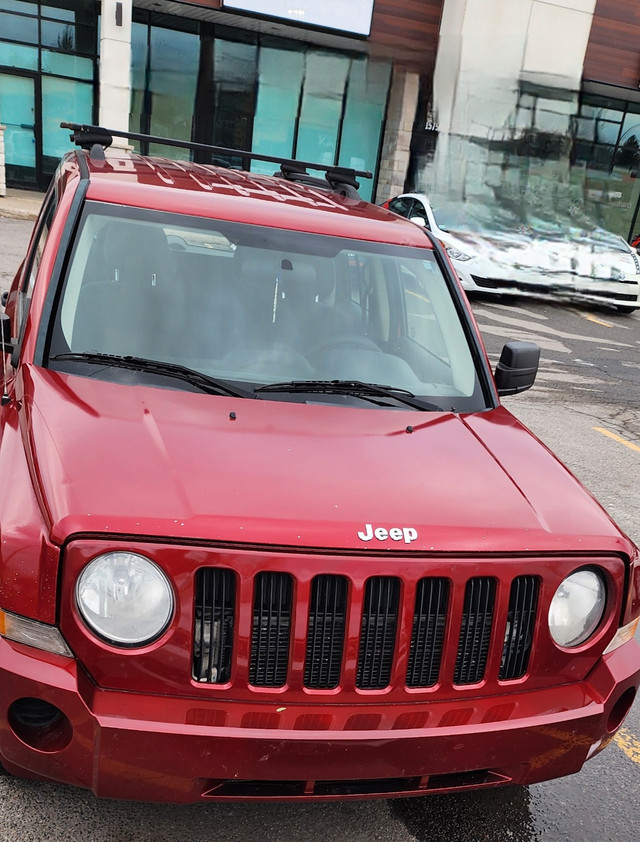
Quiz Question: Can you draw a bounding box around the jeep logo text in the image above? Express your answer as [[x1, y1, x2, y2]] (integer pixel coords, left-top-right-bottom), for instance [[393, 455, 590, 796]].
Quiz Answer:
[[357, 523, 418, 544]]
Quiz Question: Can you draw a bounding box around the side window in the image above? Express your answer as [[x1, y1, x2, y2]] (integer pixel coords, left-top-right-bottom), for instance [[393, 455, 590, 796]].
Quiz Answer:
[[409, 200, 430, 229], [388, 197, 414, 218], [15, 192, 57, 337]]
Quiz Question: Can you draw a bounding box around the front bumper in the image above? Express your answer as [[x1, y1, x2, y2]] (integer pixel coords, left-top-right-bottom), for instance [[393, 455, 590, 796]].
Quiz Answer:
[[463, 267, 640, 308], [1, 635, 638, 803]]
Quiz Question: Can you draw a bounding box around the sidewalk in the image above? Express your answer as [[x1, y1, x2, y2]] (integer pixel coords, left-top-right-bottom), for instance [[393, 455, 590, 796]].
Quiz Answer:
[[0, 187, 44, 221]]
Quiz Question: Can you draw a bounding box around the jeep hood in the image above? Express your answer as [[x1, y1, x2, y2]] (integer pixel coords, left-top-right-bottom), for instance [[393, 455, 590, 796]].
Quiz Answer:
[[23, 366, 627, 554]]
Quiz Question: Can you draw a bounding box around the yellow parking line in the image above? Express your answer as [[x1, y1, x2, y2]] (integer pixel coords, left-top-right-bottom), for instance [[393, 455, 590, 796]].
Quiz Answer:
[[593, 427, 640, 452], [583, 313, 614, 328], [614, 727, 640, 766]]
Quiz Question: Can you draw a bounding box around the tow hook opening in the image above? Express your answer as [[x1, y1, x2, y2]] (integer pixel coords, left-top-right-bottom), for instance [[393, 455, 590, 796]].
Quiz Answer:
[[607, 687, 636, 734], [8, 698, 73, 753]]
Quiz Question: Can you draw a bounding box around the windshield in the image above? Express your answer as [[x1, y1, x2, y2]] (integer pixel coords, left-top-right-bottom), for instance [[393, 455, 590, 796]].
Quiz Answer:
[[47, 204, 486, 411]]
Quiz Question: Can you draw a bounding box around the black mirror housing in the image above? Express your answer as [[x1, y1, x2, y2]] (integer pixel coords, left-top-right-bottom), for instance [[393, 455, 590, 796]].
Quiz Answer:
[[1, 313, 14, 355], [494, 340, 540, 396]]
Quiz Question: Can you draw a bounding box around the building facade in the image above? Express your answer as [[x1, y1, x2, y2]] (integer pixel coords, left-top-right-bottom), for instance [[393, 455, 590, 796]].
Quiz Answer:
[[2, 0, 640, 236]]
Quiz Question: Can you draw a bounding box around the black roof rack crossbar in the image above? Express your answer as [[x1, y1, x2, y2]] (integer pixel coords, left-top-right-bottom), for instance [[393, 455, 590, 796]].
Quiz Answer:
[[61, 123, 372, 190]]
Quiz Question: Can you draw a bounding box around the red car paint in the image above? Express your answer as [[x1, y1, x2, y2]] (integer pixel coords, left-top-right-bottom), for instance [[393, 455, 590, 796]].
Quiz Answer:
[[0, 146, 638, 802]]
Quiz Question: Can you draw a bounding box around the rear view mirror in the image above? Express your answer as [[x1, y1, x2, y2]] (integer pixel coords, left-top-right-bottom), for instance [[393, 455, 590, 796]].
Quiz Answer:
[[494, 341, 540, 396]]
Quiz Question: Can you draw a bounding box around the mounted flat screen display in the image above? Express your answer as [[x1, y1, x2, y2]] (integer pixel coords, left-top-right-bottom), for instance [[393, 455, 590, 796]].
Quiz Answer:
[[222, 1, 375, 36]]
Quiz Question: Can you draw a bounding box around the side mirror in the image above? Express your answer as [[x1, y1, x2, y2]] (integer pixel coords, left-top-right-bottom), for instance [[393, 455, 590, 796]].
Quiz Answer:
[[494, 341, 540, 396], [408, 216, 427, 228]]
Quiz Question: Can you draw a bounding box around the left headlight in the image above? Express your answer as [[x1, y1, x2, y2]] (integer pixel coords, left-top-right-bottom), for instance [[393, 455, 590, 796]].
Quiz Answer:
[[548, 569, 606, 647], [76, 552, 174, 647], [446, 246, 472, 262]]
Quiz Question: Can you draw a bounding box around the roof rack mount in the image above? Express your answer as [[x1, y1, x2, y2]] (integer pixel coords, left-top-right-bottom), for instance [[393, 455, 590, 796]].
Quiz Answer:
[[61, 122, 371, 197]]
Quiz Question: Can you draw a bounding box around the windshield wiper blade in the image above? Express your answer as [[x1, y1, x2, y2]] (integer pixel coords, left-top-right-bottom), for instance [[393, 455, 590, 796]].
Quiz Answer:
[[254, 379, 443, 411], [50, 352, 254, 399]]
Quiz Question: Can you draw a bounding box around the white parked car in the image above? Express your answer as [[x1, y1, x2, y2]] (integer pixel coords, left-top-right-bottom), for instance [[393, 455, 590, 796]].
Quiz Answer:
[[382, 193, 640, 313]]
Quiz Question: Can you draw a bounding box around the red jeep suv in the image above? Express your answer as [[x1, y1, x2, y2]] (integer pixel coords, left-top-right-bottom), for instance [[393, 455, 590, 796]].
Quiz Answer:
[[0, 124, 638, 802]]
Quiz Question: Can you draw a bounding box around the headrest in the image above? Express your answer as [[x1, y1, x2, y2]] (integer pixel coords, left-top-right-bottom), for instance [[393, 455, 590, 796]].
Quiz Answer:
[[235, 248, 332, 302], [97, 221, 170, 286]]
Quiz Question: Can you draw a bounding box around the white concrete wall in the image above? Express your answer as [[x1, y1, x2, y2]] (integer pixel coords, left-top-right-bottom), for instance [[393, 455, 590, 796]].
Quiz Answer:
[[99, 0, 132, 146], [375, 68, 420, 202], [434, 0, 597, 138]]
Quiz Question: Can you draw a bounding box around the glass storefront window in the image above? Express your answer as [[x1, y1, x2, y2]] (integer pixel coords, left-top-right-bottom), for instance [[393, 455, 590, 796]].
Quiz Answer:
[[295, 51, 349, 167], [251, 46, 303, 174], [595, 120, 621, 145], [41, 75, 92, 159], [0, 0, 37, 14], [0, 0, 97, 189], [0, 40, 38, 69], [129, 21, 148, 138], [619, 111, 640, 150], [0, 10, 38, 42], [148, 25, 199, 158], [41, 20, 76, 50], [0, 71, 36, 182], [129, 14, 390, 199], [41, 3, 74, 21], [211, 37, 257, 160], [339, 58, 391, 202], [41, 48, 92, 79]]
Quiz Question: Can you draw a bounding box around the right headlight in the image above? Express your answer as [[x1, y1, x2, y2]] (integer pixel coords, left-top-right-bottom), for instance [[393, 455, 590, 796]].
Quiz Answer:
[[548, 569, 606, 647], [76, 552, 174, 647]]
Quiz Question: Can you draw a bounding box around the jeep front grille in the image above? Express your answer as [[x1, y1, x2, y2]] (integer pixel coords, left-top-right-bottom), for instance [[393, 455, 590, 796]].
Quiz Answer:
[[193, 569, 539, 689]]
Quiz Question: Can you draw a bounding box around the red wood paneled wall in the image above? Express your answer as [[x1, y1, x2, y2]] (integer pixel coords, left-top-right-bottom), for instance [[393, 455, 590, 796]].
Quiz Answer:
[[370, 0, 443, 73], [583, 0, 640, 88]]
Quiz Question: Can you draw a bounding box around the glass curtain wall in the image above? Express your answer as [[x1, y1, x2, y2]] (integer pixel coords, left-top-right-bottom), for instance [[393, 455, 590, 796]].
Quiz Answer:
[[0, 0, 96, 187], [251, 46, 391, 200], [130, 12, 391, 201], [130, 16, 200, 159]]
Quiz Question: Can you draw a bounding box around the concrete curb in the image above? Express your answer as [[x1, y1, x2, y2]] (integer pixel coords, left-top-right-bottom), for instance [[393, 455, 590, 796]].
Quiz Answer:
[[0, 189, 44, 222]]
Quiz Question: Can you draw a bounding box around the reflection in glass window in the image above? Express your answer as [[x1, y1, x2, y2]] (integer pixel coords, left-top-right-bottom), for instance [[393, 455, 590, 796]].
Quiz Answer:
[[211, 38, 257, 158], [41, 20, 76, 51], [0, 10, 38, 43], [148, 26, 199, 159], [574, 116, 595, 141], [41, 3, 74, 21], [296, 51, 349, 167], [251, 47, 304, 174], [0, 40, 38, 69], [596, 120, 621, 146], [0, 0, 37, 14], [42, 76, 92, 159], [130, 21, 148, 140], [339, 58, 391, 202], [41, 48, 92, 79]]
